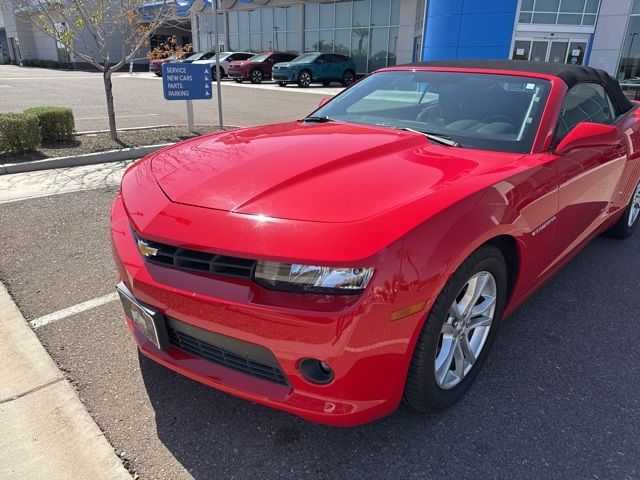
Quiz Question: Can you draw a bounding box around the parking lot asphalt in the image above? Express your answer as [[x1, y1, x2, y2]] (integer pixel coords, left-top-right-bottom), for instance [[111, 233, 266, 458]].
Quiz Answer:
[[0, 66, 340, 131], [0, 177, 638, 479]]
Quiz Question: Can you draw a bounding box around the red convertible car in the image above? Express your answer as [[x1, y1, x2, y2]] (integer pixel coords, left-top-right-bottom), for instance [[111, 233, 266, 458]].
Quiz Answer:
[[112, 61, 640, 426]]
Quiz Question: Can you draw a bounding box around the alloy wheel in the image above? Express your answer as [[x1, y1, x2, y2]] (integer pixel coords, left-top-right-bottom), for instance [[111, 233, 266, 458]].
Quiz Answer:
[[251, 70, 263, 83], [299, 71, 311, 87], [629, 181, 640, 227], [343, 71, 355, 86], [435, 271, 497, 390]]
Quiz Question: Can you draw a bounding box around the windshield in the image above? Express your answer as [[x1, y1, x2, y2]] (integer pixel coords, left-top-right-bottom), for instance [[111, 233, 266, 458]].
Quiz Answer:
[[217, 52, 231, 61], [291, 53, 318, 64], [183, 52, 202, 61], [314, 71, 551, 153], [247, 53, 269, 62]]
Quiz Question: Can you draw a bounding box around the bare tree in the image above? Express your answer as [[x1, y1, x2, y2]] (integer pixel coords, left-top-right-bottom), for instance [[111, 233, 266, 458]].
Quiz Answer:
[[1, 0, 177, 140]]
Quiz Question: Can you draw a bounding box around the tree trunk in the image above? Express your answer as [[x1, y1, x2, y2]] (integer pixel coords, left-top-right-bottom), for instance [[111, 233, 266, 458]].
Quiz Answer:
[[103, 70, 118, 141]]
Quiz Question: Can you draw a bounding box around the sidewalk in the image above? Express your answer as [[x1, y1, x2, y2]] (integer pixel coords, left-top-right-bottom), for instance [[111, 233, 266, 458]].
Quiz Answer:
[[0, 283, 131, 479], [0, 161, 129, 203]]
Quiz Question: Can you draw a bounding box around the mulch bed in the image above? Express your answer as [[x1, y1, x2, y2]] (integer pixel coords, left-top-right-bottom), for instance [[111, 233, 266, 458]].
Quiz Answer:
[[0, 126, 226, 164]]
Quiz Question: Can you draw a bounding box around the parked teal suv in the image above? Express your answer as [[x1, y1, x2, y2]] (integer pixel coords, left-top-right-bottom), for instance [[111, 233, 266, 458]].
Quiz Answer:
[[272, 52, 357, 88]]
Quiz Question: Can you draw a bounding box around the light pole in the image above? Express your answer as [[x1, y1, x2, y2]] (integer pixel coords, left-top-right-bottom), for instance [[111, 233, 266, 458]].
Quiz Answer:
[[212, 0, 223, 129], [273, 26, 279, 51]]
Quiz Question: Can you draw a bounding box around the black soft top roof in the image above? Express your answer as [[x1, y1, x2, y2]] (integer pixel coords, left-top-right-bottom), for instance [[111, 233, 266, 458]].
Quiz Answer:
[[401, 60, 634, 114]]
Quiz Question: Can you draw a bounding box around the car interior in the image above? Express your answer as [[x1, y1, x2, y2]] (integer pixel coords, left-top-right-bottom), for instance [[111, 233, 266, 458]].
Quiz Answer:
[[326, 72, 551, 152]]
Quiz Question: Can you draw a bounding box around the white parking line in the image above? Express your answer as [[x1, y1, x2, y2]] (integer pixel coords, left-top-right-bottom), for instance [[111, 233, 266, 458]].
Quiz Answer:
[[30, 293, 119, 329]]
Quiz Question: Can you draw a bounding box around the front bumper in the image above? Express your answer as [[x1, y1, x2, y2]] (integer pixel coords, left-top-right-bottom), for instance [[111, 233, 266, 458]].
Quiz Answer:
[[273, 71, 295, 81], [227, 70, 248, 80], [111, 186, 425, 426]]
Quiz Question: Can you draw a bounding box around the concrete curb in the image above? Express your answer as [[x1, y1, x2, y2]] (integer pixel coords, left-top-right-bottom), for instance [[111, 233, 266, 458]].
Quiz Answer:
[[0, 143, 173, 175], [0, 283, 131, 479]]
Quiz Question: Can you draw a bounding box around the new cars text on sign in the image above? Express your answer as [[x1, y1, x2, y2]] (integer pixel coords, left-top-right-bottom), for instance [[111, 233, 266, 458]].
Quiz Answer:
[[162, 63, 212, 101]]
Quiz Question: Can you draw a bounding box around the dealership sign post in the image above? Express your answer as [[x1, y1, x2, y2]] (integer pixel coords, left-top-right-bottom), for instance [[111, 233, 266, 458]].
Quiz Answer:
[[162, 63, 212, 132]]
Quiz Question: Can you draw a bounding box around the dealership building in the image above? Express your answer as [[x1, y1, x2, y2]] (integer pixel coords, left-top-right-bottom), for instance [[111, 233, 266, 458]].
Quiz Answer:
[[2, 0, 640, 81]]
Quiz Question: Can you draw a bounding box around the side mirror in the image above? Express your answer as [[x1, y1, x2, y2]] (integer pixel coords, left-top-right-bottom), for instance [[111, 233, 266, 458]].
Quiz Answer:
[[555, 122, 619, 155], [318, 97, 330, 107]]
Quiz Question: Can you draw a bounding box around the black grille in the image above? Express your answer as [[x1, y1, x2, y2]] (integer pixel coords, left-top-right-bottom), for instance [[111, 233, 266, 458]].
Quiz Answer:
[[167, 327, 289, 386], [136, 233, 256, 279]]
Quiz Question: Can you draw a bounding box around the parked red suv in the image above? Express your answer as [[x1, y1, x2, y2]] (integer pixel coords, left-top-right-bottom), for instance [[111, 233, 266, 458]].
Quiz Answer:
[[227, 52, 297, 84], [149, 56, 175, 77]]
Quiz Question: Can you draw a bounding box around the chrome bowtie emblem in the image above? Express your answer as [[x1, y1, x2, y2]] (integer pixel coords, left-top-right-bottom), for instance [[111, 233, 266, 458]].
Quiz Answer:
[[137, 238, 159, 257]]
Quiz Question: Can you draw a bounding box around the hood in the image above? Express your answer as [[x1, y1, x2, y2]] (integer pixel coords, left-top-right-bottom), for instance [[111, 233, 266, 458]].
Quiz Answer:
[[274, 63, 299, 69], [229, 61, 253, 67], [151, 121, 522, 223]]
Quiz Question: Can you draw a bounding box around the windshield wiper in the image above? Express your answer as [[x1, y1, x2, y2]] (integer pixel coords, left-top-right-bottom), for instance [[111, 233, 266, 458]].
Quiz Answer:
[[300, 115, 334, 123], [394, 127, 460, 147]]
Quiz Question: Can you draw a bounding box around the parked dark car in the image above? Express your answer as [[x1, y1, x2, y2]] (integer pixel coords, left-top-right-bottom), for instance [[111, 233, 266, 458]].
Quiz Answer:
[[273, 52, 357, 88], [227, 52, 298, 84]]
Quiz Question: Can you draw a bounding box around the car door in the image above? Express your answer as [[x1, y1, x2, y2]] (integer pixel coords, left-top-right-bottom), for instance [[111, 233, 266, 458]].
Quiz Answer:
[[314, 54, 331, 80], [265, 54, 284, 76], [551, 83, 627, 262], [330, 55, 346, 79]]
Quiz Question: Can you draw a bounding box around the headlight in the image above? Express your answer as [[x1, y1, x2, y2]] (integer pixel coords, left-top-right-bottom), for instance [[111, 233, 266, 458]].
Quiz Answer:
[[254, 261, 374, 295]]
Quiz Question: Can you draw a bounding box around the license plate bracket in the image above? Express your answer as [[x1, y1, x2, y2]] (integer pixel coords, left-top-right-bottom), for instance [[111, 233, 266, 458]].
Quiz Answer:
[[116, 282, 170, 350]]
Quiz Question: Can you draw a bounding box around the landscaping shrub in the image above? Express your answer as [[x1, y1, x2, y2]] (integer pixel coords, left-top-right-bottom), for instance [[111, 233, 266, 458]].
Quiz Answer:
[[0, 113, 41, 153], [24, 106, 75, 142]]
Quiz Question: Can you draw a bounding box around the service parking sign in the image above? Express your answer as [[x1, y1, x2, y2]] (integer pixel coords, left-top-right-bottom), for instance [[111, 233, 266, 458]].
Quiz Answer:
[[162, 63, 211, 100]]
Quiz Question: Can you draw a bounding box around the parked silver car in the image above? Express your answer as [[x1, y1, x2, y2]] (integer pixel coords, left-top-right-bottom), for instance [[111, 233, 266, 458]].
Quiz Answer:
[[193, 51, 254, 78]]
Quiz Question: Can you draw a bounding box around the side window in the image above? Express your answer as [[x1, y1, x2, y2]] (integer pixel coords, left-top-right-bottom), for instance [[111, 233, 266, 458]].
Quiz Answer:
[[555, 83, 617, 142]]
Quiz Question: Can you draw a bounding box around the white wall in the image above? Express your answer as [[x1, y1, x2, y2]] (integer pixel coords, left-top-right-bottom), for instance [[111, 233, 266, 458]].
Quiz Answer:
[[588, 0, 633, 77]]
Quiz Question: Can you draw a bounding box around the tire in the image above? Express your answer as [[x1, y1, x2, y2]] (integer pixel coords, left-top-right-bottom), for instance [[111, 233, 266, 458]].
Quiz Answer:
[[211, 67, 225, 79], [235, 79, 242, 83], [322, 81, 331, 87], [154, 72, 162, 77], [250, 69, 263, 84], [278, 81, 288, 87], [341, 70, 355, 87], [404, 244, 507, 412], [608, 179, 640, 239], [298, 70, 312, 88]]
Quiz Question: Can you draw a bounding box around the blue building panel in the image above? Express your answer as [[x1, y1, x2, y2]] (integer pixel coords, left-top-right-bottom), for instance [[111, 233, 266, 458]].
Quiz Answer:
[[427, 0, 464, 17], [458, 13, 516, 47], [422, 0, 518, 62], [424, 14, 462, 48]]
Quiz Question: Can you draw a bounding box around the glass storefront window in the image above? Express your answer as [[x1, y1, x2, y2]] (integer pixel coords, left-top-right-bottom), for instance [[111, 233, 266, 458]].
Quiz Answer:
[[274, 7, 286, 31], [335, 0, 352, 28], [319, 2, 334, 29], [209, 4, 301, 54], [302, 0, 400, 73], [305, 3, 319, 30], [518, 0, 600, 25], [619, 3, 640, 80], [371, 0, 390, 27], [334, 29, 351, 55], [352, 0, 371, 27], [287, 6, 300, 31], [206, 1, 400, 73]]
